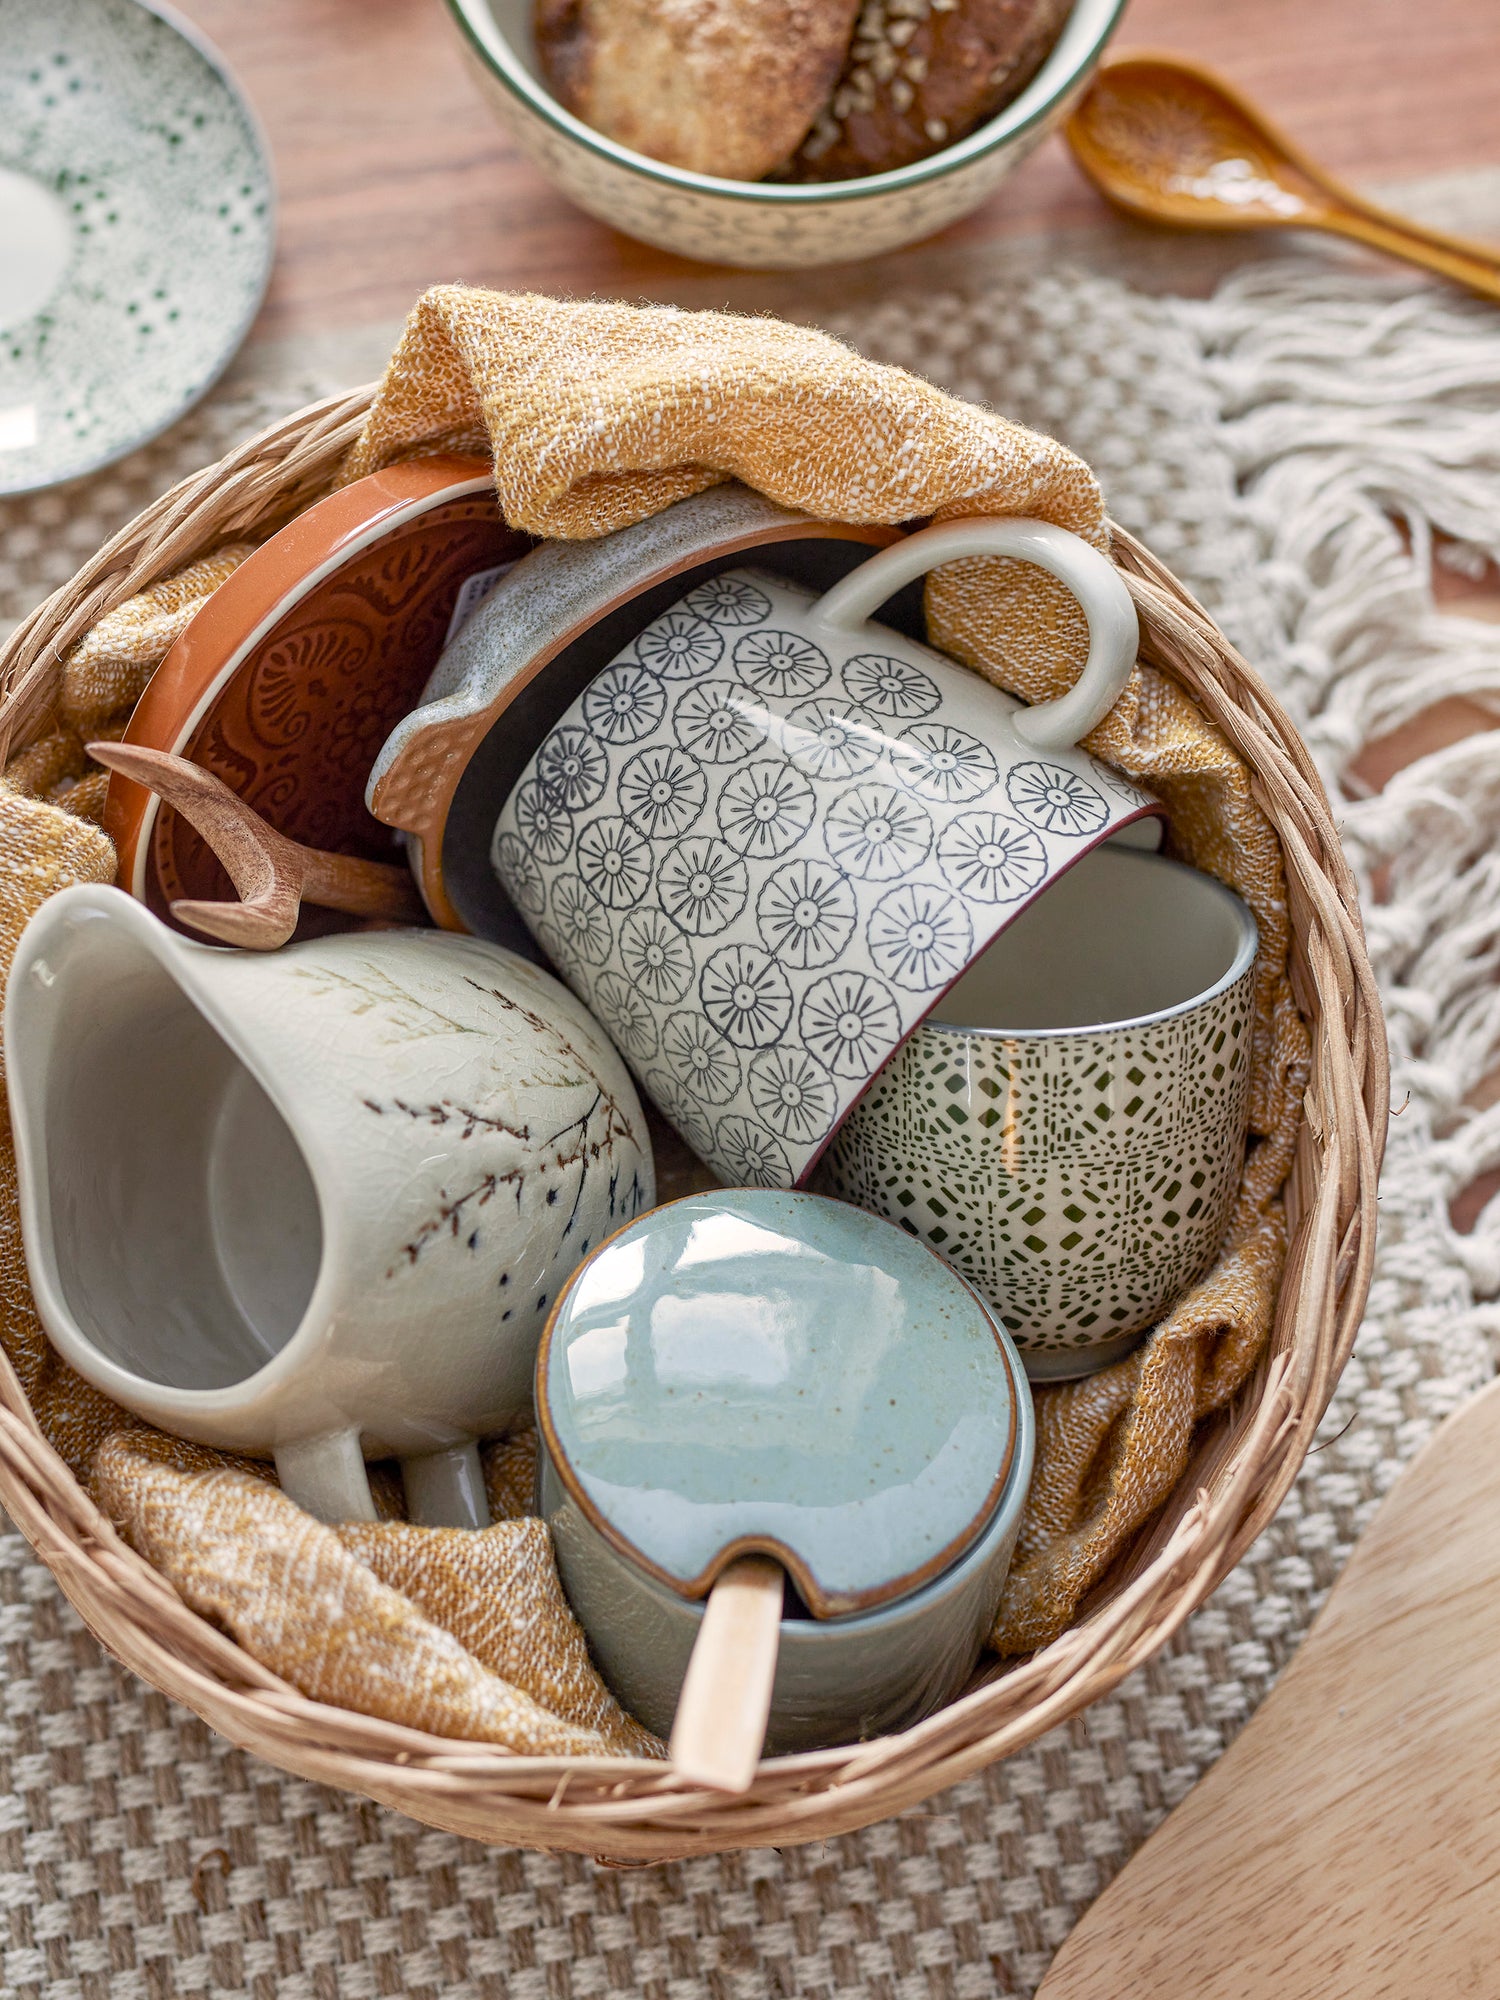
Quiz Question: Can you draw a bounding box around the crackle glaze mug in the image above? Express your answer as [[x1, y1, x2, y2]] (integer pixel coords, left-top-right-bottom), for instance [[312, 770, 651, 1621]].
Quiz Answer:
[[536, 1190, 1034, 1769], [814, 845, 1258, 1379], [492, 516, 1159, 1188], [5, 886, 654, 1525], [366, 481, 904, 944]]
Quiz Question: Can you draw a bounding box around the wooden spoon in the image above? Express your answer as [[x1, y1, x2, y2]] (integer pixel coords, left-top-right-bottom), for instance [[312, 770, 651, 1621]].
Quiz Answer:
[[1067, 54, 1500, 305], [1036, 1374, 1500, 1999], [90, 741, 426, 949], [668, 1555, 786, 1794]]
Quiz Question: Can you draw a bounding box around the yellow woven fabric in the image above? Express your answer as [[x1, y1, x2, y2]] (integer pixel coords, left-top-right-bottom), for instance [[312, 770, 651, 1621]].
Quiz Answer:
[[0, 783, 115, 1004], [6, 546, 255, 829], [93, 1431, 659, 1759], [341, 287, 1308, 1653], [0, 288, 1307, 1755]]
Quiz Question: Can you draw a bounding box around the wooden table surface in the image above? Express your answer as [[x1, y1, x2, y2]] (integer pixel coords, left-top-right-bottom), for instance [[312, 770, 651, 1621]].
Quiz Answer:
[[175, 0, 1497, 341]]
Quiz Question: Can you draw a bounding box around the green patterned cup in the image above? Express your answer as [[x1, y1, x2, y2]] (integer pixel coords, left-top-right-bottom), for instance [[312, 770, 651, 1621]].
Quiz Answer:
[[813, 846, 1257, 1380]]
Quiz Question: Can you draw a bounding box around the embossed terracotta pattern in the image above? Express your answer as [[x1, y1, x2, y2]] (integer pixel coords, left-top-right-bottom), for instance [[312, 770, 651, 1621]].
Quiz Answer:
[[105, 457, 530, 935]]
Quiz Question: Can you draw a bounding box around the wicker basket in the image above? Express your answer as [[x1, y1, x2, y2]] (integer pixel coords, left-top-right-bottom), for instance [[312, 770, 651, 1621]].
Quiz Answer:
[[0, 389, 1387, 1862]]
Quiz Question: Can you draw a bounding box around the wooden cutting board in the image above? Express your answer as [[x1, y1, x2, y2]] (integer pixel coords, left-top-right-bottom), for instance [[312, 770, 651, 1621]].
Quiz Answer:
[[1037, 1376, 1500, 2000]]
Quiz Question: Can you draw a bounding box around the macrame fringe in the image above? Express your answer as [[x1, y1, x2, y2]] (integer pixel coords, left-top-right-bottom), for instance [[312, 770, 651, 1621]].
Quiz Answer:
[[1176, 267, 1500, 1435]]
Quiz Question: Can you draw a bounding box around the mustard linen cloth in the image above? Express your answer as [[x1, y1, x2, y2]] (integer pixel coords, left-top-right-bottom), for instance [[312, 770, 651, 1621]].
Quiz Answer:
[[0, 288, 1308, 1749]]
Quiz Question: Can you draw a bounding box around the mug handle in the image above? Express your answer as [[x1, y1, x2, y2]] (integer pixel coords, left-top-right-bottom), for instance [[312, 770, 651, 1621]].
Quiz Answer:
[[275, 1429, 379, 1524], [807, 516, 1139, 753], [275, 1432, 492, 1527]]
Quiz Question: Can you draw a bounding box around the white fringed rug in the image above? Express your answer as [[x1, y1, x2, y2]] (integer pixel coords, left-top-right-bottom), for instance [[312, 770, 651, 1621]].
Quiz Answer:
[[2, 263, 1497, 1999]]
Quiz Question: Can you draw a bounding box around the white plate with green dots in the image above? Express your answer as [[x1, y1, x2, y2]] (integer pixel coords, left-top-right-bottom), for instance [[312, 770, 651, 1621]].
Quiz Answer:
[[0, 0, 274, 495]]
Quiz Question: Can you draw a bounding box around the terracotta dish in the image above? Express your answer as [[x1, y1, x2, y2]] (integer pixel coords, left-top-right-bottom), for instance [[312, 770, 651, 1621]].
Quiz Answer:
[[104, 455, 530, 935], [367, 483, 908, 946]]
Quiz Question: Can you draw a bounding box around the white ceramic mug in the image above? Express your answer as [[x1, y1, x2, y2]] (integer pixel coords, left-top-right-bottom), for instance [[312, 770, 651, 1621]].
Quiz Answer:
[[5, 886, 655, 1523], [492, 516, 1157, 1188], [813, 846, 1258, 1378]]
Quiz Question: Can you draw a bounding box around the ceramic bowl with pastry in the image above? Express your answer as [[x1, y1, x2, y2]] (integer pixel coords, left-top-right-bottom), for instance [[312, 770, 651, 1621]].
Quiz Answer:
[[444, 0, 1126, 268]]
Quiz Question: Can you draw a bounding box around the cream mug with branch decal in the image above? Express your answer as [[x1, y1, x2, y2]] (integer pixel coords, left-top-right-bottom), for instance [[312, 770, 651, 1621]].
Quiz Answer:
[[5, 886, 654, 1527]]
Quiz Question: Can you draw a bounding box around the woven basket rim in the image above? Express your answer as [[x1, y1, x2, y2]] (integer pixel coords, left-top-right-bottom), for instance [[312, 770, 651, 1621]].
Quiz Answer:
[[0, 386, 1388, 1861]]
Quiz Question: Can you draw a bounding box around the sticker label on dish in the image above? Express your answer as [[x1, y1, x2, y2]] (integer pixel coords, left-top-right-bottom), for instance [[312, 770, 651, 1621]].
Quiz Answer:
[[445, 563, 518, 645]]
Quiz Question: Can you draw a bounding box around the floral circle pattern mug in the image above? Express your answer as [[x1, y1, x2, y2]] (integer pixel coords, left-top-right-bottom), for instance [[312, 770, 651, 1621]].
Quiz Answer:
[[491, 517, 1158, 1188]]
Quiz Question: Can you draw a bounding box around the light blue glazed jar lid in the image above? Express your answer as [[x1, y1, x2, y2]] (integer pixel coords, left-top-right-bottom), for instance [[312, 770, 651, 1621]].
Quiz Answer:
[[537, 1190, 1022, 1618]]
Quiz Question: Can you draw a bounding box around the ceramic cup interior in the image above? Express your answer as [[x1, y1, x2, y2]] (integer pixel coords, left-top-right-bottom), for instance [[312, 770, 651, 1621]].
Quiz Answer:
[[814, 846, 1258, 1379], [36, 941, 320, 1392], [932, 840, 1253, 1033]]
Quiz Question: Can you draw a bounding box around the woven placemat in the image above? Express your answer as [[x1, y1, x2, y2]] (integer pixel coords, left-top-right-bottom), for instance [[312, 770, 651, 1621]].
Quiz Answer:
[[3, 262, 1498, 1998]]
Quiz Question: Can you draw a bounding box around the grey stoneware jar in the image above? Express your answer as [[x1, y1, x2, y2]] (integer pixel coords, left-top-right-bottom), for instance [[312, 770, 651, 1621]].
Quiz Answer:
[[535, 1189, 1035, 1754]]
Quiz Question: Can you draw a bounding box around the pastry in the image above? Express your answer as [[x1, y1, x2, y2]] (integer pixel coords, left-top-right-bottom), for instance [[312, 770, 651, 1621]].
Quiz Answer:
[[535, 0, 863, 181], [788, 0, 1070, 180]]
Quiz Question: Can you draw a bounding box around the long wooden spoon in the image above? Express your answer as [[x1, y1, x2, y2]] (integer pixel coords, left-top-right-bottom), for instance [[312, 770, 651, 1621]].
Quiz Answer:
[[1067, 54, 1500, 305], [91, 741, 426, 949], [1036, 1374, 1500, 1999]]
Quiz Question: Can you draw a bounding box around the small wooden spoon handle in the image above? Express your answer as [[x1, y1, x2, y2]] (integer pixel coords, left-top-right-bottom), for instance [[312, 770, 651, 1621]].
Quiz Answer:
[[669, 1556, 783, 1794], [92, 740, 289, 905], [1318, 202, 1500, 305], [1328, 181, 1500, 275], [297, 846, 427, 923], [91, 741, 424, 940], [169, 895, 299, 950]]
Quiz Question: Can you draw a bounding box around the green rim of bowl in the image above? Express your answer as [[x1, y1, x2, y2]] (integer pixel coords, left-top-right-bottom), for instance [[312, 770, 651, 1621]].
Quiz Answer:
[[444, 0, 1128, 206]]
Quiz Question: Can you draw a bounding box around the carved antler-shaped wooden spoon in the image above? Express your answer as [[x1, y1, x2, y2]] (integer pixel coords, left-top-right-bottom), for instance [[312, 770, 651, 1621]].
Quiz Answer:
[[91, 741, 427, 949]]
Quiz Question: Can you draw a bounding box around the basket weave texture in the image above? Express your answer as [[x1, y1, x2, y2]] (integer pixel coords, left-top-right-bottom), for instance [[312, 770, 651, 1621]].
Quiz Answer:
[[0, 386, 1386, 1861]]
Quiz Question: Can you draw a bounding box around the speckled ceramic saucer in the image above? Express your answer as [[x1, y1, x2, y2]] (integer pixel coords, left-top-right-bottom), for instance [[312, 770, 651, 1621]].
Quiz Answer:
[[0, 0, 274, 496]]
